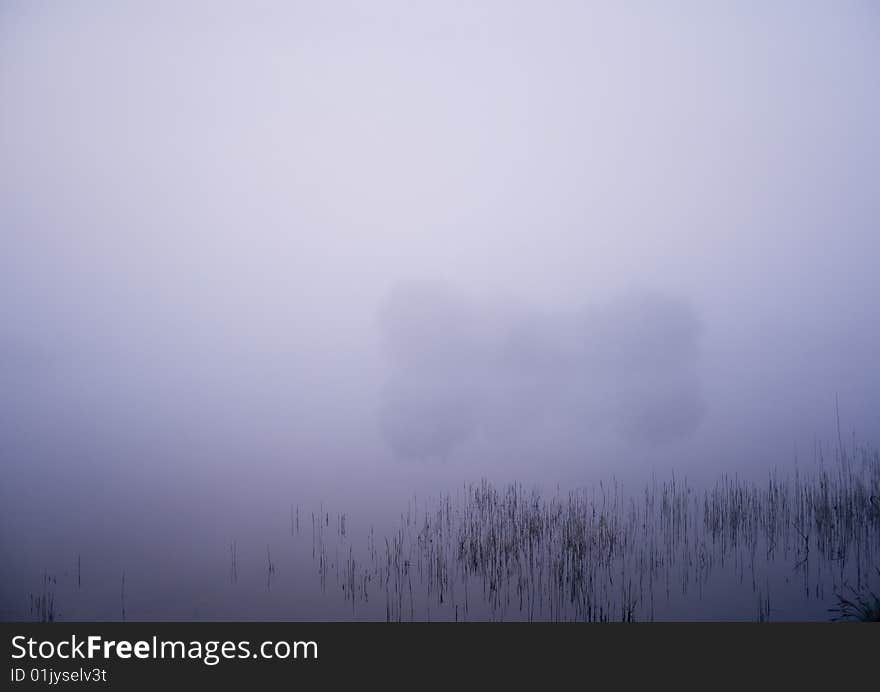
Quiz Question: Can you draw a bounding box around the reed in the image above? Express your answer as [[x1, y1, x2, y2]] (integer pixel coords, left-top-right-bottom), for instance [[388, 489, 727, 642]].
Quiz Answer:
[[298, 441, 879, 621]]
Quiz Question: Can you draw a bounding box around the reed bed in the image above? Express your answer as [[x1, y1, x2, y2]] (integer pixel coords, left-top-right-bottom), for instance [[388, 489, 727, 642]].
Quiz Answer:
[[304, 443, 880, 621]]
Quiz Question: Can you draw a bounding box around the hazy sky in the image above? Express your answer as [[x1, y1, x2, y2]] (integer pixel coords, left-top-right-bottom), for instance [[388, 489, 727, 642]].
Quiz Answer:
[[2, 0, 879, 544]]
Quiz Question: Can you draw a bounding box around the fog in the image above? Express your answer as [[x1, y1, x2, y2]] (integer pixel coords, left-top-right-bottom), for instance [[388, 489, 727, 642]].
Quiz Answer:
[[1, 2, 878, 618], [380, 280, 705, 463]]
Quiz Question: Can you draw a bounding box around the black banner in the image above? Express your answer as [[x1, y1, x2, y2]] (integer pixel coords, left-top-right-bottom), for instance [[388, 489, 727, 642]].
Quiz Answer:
[[2, 622, 875, 689]]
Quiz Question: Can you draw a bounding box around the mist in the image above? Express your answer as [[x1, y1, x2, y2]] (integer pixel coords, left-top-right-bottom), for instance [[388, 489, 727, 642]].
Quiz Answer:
[[379, 280, 705, 464], [1, 1, 878, 619]]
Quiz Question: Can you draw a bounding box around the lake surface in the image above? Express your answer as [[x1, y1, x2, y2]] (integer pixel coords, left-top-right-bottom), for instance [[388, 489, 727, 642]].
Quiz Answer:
[[5, 445, 878, 622]]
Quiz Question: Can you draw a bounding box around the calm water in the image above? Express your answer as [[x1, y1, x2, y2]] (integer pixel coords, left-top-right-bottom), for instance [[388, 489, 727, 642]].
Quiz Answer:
[[6, 445, 878, 622]]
